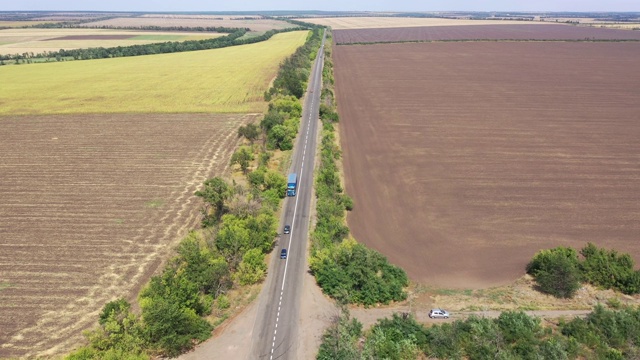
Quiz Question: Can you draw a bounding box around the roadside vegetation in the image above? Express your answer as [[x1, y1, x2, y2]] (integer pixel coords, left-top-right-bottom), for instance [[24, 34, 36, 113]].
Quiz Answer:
[[65, 26, 322, 359], [527, 243, 640, 298], [308, 30, 409, 306], [261, 27, 323, 150], [319, 304, 640, 359]]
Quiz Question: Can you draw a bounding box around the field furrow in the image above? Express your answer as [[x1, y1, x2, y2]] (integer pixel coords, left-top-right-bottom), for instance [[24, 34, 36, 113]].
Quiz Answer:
[[0, 113, 255, 357]]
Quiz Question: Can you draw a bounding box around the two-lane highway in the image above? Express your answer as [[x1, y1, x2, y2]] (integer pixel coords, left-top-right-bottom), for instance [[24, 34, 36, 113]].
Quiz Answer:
[[249, 30, 326, 360]]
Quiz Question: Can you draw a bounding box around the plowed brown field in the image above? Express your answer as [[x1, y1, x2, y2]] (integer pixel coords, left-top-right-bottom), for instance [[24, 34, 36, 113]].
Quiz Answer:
[[0, 113, 253, 358], [334, 23, 640, 44], [335, 42, 640, 289]]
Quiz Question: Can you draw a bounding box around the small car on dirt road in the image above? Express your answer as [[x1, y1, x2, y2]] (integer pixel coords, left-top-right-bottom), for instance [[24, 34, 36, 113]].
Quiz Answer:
[[429, 308, 450, 319], [280, 249, 287, 259]]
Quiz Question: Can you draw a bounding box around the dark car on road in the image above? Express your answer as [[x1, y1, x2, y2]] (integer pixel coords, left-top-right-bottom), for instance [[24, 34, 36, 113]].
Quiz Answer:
[[283, 225, 291, 234], [280, 249, 287, 259]]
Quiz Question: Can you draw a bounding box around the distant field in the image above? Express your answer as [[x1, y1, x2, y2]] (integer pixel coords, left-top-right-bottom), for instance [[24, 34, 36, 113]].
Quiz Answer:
[[335, 41, 640, 289], [0, 30, 308, 114], [0, 20, 57, 28], [81, 16, 294, 32], [295, 16, 547, 29], [588, 23, 640, 30], [0, 28, 224, 55], [334, 23, 640, 43], [0, 113, 254, 358]]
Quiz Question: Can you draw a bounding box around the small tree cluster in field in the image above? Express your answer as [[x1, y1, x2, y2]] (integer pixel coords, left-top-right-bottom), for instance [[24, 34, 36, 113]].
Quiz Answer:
[[527, 243, 640, 298], [308, 31, 408, 306], [319, 305, 640, 360]]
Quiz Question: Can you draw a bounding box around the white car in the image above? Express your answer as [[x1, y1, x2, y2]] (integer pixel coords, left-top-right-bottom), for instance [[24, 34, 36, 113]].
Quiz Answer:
[[429, 308, 450, 319]]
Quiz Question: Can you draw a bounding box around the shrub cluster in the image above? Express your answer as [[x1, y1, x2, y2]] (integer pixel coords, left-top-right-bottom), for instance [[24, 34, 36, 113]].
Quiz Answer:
[[308, 31, 408, 306], [319, 305, 640, 359], [527, 243, 640, 298]]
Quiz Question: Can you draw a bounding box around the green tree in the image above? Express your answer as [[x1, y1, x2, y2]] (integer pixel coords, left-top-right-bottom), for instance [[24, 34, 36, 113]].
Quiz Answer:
[[81, 299, 147, 356], [194, 177, 232, 225], [527, 247, 581, 298], [176, 234, 230, 296], [230, 146, 254, 174], [141, 296, 211, 356], [580, 243, 640, 294], [238, 123, 260, 143], [215, 214, 251, 267], [267, 124, 293, 150], [270, 95, 302, 119], [234, 248, 267, 285], [263, 170, 287, 196], [317, 308, 362, 360]]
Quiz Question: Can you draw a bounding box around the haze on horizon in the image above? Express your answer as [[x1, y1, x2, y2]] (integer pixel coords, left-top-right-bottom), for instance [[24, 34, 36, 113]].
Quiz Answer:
[[2, 0, 639, 12]]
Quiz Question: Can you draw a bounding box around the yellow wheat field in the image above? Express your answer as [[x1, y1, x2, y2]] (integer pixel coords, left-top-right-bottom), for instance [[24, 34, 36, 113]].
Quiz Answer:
[[0, 30, 308, 115]]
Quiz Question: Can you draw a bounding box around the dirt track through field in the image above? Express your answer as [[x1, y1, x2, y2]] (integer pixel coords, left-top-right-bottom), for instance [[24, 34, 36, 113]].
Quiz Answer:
[[0, 113, 253, 358], [334, 42, 640, 289]]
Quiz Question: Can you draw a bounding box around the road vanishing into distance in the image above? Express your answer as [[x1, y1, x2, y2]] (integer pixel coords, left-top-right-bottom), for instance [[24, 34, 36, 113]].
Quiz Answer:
[[249, 30, 326, 360]]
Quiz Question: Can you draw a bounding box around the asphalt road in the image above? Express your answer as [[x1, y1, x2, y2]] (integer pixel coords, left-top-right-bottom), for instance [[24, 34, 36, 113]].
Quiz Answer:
[[249, 30, 326, 360]]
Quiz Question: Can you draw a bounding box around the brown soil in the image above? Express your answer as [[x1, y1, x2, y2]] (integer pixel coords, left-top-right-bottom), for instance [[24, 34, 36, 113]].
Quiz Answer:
[[334, 23, 640, 44], [0, 113, 254, 358], [334, 41, 640, 289]]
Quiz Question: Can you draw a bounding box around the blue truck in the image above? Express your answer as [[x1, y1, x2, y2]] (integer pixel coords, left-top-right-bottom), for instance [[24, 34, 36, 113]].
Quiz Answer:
[[287, 173, 297, 197]]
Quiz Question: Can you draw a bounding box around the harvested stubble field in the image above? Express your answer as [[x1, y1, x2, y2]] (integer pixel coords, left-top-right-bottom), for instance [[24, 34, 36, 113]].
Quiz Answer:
[[0, 31, 307, 114], [334, 41, 640, 289], [296, 16, 547, 30], [0, 113, 255, 358], [81, 16, 293, 32], [334, 23, 640, 44], [0, 28, 224, 55]]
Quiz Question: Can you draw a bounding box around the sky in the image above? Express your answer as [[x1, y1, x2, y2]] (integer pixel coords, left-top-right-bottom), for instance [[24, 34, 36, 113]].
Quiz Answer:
[[1, 1, 639, 12]]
